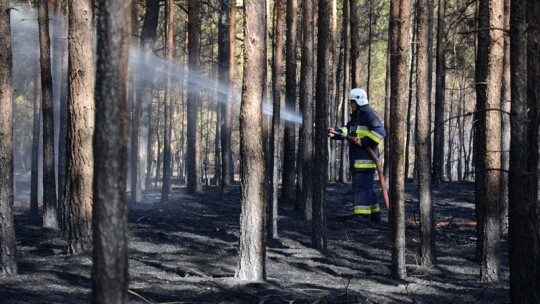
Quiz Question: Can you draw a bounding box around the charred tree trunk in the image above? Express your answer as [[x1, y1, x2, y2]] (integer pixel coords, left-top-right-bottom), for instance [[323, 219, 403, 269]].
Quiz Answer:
[[384, 0, 399, 181], [312, 0, 331, 253], [405, 13, 416, 180], [416, 0, 436, 267], [160, 0, 174, 202], [30, 72, 41, 217], [53, 0, 68, 230], [129, 2, 141, 204], [0, 0, 18, 274], [432, 0, 445, 185], [186, 0, 203, 194], [297, 0, 315, 220], [327, 0, 337, 182], [281, 0, 298, 201], [339, 0, 350, 184], [499, 0, 510, 238], [508, 0, 540, 301], [389, 0, 411, 280], [139, 0, 159, 193], [269, 0, 285, 238], [474, 0, 488, 262], [92, 0, 131, 302], [219, 0, 236, 193], [350, 0, 361, 87], [39, 0, 58, 230]]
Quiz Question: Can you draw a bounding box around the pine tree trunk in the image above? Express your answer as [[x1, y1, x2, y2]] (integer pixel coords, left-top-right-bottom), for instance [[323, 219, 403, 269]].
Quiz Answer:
[[405, 18, 416, 180], [281, 0, 298, 201], [339, 0, 350, 183], [479, 0, 504, 284], [350, 0, 361, 87], [30, 72, 41, 217], [139, 0, 159, 193], [499, 0, 510, 238], [236, 0, 267, 281], [220, 0, 236, 192], [298, 0, 315, 220], [432, 0, 446, 185], [312, 0, 331, 253], [508, 0, 540, 301], [57, 11, 69, 236], [389, 0, 411, 280], [160, 0, 174, 202], [474, 0, 488, 262], [39, 0, 58, 230], [416, 0, 435, 267], [186, 0, 203, 194], [0, 0, 18, 274], [52, 1, 68, 230], [269, 0, 285, 238], [92, 0, 131, 301], [66, 0, 95, 253], [129, 2, 141, 204]]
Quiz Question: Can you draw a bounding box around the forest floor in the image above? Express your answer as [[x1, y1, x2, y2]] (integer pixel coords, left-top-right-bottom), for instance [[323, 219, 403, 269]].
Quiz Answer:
[[1, 180, 509, 304]]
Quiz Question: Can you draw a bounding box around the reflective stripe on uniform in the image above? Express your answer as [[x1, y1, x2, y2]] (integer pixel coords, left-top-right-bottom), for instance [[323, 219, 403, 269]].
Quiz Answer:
[[354, 159, 376, 169], [355, 127, 383, 144], [353, 204, 380, 215]]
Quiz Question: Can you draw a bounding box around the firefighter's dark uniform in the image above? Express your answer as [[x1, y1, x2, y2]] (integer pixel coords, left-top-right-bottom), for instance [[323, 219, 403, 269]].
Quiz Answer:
[[333, 105, 386, 222]]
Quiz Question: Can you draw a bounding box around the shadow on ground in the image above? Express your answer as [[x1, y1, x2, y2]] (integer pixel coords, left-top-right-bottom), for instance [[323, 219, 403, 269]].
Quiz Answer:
[[1, 181, 508, 303]]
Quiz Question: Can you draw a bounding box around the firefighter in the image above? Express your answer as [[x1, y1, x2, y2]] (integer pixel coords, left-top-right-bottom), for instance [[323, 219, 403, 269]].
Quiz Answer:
[[327, 88, 386, 224]]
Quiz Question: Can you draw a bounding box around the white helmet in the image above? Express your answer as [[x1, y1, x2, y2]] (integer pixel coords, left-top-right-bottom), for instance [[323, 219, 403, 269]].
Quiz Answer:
[[349, 88, 368, 106]]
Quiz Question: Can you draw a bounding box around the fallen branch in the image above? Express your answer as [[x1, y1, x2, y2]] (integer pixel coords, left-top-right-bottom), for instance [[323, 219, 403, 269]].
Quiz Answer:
[[128, 289, 154, 304], [406, 218, 477, 228]]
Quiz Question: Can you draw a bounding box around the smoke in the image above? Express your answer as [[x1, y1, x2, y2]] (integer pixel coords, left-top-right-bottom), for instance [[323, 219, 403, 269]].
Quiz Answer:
[[9, 4, 303, 198]]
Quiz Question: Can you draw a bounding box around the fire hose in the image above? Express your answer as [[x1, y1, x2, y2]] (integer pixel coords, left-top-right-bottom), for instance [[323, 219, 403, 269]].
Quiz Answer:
[[329, 130, 389, 210], [329, 130, 476, 228]]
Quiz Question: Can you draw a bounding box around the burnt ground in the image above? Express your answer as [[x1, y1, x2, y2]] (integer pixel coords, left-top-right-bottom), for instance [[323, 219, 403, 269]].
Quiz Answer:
[[1, 180, 509, 304]]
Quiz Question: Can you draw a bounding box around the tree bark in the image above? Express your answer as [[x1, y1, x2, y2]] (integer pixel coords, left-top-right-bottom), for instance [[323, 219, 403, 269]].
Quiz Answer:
[[39, 0, 58, 230], [66, 0, 95, 254], [0, 0, 18, 274], [30, 72, 41, 217], [269, 0, 285, 238], [235, 0, 267, 281], [416, 0, 436, 267], [297, 0, 315, 221], [312, 0, 331, 253], [160, 0, 174, 202], [509, 0, 540, 301], [186, 0, 203, 194], [405, 13, 416, 180], [350, 0, 361, 87], [281, 0, 298, 201], [480, 0, 504, 283], [92, 0, 131, 302], [339, 0, 350, 184], [52, 1, 68, 230], [432, 0, 446, 185], [384, 0, 399, 181], [139, 0, 159, 193], [474, 0, 488, 262], [389, 0, 411, 280], [499, 0, 510, 238], [219, 0, 236, 193], [129, 2, 141, 204]]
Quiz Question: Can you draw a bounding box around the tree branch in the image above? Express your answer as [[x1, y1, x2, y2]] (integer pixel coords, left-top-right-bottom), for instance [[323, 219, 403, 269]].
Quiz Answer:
[[430, 108, 511, 135]]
